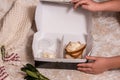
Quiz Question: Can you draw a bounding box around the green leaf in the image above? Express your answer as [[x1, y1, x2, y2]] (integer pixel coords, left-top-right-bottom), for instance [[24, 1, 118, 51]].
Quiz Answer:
[[21, 65, 29, 72], [21, 63, 50, 80], [1, 46, 6, 60], [38, 73, 49, 80], [26, 64, 38, 72], [21, 67, 27, 72], [24, 75, 38, 80], [26, 70, 38, 79]]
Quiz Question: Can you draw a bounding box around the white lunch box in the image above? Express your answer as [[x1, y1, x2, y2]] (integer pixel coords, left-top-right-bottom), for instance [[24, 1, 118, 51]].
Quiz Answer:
[[32, 0, 93, 69]]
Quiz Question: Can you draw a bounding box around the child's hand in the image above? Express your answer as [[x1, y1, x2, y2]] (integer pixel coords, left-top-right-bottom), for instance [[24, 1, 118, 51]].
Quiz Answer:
[[72, 0, 102, 12], [77, 56, 111, 74]]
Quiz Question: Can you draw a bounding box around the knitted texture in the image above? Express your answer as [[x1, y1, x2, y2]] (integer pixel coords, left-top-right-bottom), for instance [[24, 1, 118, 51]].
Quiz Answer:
[[0, 0, 35, 53], [0, 0, 38, 79], [0, 0, 16, 20], [0, 0, 120, 80]]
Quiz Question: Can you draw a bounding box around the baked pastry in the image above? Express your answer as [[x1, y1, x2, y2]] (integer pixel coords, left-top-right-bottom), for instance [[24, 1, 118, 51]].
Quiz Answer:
[[65, 41, 86, 58], [65, 52, 82, 59]]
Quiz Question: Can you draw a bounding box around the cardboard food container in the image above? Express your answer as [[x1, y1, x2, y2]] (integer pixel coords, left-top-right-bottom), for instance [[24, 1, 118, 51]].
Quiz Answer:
[[32, 1, 93, 69]]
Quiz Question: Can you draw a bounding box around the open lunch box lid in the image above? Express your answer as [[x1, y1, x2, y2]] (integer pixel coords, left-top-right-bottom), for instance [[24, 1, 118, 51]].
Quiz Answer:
[[32, 0, 93, 69]]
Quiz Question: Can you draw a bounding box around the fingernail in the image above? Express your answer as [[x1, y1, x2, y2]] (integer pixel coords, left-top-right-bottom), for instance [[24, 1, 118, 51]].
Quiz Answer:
[[77, 68, 82, 70], [86, 56, 89, 58], [77, 64, 80, 66], [77, 68, 80, 70]]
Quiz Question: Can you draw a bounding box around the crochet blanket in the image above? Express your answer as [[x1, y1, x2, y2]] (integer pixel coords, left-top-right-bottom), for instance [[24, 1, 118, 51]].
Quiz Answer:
[[0, 0, 38, 79], [0, 0, 120, 80]]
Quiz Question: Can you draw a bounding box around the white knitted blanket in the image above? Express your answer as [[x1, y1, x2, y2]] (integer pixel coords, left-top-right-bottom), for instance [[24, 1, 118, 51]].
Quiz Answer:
[[0, 0, 38, 79], [0, 0, 120, 80]]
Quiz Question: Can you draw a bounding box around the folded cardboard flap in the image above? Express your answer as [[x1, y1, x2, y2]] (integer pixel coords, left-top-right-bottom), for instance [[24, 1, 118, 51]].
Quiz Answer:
[[35, 2, 90, 35]]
